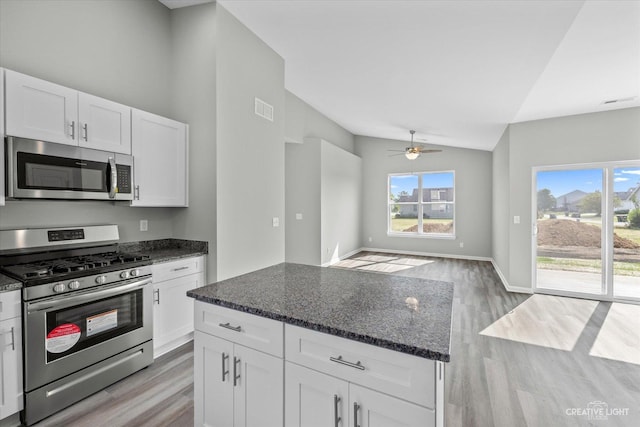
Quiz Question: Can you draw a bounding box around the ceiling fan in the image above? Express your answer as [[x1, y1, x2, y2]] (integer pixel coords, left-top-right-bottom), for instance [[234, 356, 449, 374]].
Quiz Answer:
[[388, 130, 442, 160]]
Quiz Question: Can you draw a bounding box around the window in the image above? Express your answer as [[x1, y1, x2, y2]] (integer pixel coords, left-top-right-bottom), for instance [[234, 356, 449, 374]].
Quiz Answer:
[[388, 171, 455, 237]]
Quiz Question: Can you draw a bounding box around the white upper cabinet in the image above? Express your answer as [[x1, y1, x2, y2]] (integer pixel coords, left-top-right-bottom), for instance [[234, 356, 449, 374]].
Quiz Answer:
[[1, 68, 5, 206], [5, 69, 78, 146], [131, 109, 188, 207], [78, 93, 131, 154], [5, 70, 131, 154]]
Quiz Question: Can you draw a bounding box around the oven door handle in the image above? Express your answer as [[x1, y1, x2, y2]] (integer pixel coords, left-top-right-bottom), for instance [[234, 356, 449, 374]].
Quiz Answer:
[[27, 278, 152, 313]]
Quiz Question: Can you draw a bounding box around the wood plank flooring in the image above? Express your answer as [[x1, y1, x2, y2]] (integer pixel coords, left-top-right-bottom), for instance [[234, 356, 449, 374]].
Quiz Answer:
[[27, 251, 640, 427]]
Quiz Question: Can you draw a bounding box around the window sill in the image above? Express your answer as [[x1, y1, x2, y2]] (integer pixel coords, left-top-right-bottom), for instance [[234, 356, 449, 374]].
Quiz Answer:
[[387, 232, 456, 240]]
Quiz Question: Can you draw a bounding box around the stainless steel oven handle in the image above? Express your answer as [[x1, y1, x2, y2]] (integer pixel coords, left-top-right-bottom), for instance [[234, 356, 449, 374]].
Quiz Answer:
[[108, 157, 118, 199], [28, 277, 152, 312]]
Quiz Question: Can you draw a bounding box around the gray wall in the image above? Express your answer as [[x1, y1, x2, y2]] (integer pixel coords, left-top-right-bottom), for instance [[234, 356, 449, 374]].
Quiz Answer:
[[215, 6, 286, 280], [285, 91, 355, 153], [285, 141, 321, 265], [169, 3, 218, 282], [0, 0, 177, 242], [496, 107, 640, 289], [356, 136, 493, 259], [491, 129, 510, 281], [320, 140, 362, 265]]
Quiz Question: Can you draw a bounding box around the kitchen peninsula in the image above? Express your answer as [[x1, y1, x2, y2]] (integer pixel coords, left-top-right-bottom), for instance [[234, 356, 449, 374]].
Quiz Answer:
[[187, 262, 453, 427]]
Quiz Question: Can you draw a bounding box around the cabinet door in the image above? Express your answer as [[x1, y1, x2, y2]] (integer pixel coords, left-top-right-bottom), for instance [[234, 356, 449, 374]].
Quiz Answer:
[[233, 344, 283, 427], [5, 69, 78, 146], [131, 109, 188, 207], [194, 331, 234, 427], [1, 68, 4, 206], [153, 271, 204, 355], [78, 92, 131, 154], [349, 384, 435, 427], [0, 317, 23, 420], [285, 361, 348, 427]]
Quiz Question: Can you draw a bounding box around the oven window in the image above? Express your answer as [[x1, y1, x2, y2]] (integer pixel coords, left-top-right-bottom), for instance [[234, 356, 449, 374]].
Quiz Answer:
[[45, 289, 143, 362], [18, 152, 107, 192]]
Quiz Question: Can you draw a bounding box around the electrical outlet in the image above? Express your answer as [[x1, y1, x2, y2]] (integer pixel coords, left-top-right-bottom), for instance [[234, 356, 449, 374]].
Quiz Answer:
[[514, 216, 521, 224], [296, 213, 303, 220], [140, 220, 148, 232], [459, 241, 464, 248], [368, 236, 373, 242], [272, 217, 279, 227]]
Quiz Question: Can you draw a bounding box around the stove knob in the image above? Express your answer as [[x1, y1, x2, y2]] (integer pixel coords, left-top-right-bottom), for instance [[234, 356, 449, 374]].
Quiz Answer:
[[120, 271, 130, 279], [53, 283, 66, 293], [68, 280, 80, 290], [130, 269, 140, 277], [95, 275, 107, 284]]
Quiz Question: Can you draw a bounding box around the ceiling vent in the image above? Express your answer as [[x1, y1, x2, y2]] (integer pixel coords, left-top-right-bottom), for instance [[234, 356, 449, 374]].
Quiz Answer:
[[255, 97, 274, 122]]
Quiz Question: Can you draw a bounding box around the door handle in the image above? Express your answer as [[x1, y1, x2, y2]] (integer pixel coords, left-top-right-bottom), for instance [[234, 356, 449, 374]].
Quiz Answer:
[[353, 402, 360, 427], [221, 352, 229, 382], [334, 395, 341, 427], [233, 356, 241, 386]]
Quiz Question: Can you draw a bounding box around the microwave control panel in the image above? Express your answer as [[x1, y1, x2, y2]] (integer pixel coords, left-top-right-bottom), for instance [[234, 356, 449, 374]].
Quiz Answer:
[[116, 165, 132, 194]]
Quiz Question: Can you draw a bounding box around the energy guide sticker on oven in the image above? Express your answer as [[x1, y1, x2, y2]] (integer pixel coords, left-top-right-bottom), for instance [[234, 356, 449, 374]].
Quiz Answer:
[[46, 323, 81, 353], [87, 309, 119, 337]]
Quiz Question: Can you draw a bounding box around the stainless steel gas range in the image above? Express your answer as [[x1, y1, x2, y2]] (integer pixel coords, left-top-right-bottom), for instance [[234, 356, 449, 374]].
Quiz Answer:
[[0, 225, 154, 426]]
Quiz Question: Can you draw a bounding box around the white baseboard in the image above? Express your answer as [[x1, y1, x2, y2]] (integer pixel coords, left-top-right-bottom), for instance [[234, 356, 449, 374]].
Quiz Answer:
[[490, 260, 533, 294], [154, 333, 193, 359], [322, 247, 365, 267]]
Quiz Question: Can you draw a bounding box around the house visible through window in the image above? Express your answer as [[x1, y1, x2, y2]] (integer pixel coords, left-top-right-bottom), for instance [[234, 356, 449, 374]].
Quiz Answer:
[[388, 171, 455, 237]]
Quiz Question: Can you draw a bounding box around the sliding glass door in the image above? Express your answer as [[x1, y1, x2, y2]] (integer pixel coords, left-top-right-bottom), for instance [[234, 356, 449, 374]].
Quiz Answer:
[[534, 163, 640, 301]]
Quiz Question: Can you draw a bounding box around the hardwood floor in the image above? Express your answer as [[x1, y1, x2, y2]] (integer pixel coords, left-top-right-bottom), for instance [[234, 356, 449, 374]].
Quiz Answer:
[[33, 342, 194, 427], [29, 252, 640, 426]]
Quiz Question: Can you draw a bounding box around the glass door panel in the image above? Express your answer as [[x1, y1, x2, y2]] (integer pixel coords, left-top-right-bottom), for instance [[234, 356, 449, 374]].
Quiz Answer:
[[612, 166, 640, 299], [535, 168, 604, 295]]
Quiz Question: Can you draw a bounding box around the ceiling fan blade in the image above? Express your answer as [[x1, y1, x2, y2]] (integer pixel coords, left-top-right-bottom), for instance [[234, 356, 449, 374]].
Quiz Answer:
[[386, 149, 407, 152], [388, 153, 409, 157], [417, 149, 442, 154]]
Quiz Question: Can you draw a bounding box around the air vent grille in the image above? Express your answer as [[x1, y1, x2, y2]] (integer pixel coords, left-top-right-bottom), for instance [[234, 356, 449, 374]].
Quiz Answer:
[[255, 97, 274, 122]]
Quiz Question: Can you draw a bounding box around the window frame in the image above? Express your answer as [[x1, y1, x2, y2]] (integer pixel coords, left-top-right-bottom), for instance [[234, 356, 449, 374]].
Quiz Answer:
[[387, 170, 456, 239]]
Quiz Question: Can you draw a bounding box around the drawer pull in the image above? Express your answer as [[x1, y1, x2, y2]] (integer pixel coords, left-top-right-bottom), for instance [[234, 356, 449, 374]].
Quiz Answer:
[[353, 402, 360, 427], [172, 266, 190, 272], [334, 395, 342, 427], [219, 322, 242, 333], [329, 355, 365, 371]]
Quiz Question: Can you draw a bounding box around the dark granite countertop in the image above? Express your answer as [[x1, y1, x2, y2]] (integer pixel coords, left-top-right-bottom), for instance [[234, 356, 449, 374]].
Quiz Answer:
[[0, 273, 22, 293], [119, 238, 208, 264], [187, 263, 453, 362]]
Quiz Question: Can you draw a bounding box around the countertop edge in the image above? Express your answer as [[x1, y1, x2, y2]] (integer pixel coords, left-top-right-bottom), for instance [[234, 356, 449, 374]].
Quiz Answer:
[[187, 291, 451, 363]]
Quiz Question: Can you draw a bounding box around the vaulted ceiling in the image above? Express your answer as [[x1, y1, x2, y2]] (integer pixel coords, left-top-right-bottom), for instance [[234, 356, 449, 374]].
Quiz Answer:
[[162, 0, 640, 151]]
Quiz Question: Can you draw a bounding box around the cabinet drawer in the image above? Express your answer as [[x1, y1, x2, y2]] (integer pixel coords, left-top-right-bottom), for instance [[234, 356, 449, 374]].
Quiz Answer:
[[0, 290, 21, 322], [285, 324, 436, 408], [152, 256, 204, 282], [195, 302, 283, 358]]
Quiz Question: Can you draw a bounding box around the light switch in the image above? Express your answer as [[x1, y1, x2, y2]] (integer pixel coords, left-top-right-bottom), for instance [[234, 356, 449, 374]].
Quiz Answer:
[[513, 216, 520, 224], [295, 213, 303, 220], [272, 217, 280, 227]]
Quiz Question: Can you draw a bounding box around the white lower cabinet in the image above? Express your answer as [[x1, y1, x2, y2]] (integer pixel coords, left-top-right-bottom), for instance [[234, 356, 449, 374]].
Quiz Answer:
[[152, 256, 205, 357], [0, 291, 23, 420], [194, 330, 284, 427]]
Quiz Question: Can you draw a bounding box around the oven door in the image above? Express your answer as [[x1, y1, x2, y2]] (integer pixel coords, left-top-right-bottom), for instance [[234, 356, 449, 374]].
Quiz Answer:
[[6, 136, 132, 200], [24, 277, 152, 392]]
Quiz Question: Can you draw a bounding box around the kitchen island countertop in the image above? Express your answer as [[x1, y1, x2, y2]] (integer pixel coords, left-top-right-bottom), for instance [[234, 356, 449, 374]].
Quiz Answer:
[[0, 273, 22, 293], [187, 262, 453, 362]]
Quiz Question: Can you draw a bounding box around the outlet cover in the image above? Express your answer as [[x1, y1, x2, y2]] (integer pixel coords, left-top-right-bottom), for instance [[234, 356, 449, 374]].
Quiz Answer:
[[272, 217, 280, 227], [140, 220, 148, 231]]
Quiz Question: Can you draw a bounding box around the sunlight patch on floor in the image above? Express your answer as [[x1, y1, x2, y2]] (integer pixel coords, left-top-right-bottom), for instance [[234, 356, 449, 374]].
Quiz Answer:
[[479, 294, 598, 351], [590, 303, 640, 365]]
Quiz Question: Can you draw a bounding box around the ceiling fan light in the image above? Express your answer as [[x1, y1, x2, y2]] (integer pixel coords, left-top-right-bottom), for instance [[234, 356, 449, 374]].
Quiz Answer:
[[405, 151, 420, 160]]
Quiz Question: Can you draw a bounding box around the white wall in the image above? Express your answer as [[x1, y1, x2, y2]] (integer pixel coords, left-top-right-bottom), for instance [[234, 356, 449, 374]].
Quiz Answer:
[[498, 107, 640, 289], [492, 129, 510, 280], [356, 135, 493, 259], [169, 2, 218, 282], [320, 140, 362, 264], [215, 6, 286, 280], [0, 0, 177, 242]]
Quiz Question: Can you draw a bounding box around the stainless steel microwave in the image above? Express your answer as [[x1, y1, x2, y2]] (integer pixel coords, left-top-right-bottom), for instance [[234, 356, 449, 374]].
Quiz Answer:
[[5, 137, 133, 201]]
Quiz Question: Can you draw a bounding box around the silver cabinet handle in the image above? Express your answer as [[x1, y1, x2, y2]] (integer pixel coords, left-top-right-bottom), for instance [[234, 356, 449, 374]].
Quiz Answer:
[[221, 352, 229, 382], [153, 289, 160, 305], [172, 266, 189, 272], [9, 327, 15, 351], [334, 395, 342, 427], [233, 356, 240, 386], [70, 120, 75, 140], [329, 355, 365, 370], [219, 322, 242, 333], [353, 402, 360, 427], [135, 185, 140, 200], [83, 123, 88, 141]]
